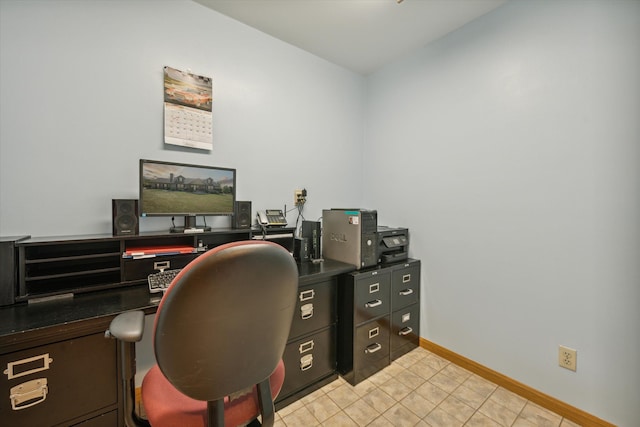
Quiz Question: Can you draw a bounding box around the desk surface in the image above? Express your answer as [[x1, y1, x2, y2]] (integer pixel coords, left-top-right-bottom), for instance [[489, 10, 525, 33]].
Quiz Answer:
[[0, 258, 354, 353]]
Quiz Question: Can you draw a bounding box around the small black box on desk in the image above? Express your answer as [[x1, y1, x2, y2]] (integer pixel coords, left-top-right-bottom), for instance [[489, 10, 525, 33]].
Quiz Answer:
[[294, 237, 310, 262], [301, 220, 321, 260]]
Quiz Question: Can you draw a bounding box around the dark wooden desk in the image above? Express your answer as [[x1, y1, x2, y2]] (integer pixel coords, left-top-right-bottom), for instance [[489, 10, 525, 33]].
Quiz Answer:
[[0, 259, 354, 426]]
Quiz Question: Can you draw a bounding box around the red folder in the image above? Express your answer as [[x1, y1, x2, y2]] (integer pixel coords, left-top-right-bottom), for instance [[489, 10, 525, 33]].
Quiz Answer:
[[125, 246, 195, 256]]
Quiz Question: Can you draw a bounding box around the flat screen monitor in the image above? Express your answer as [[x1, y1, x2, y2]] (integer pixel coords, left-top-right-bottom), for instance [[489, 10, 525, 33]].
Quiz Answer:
[[139, 159, 236, 232]]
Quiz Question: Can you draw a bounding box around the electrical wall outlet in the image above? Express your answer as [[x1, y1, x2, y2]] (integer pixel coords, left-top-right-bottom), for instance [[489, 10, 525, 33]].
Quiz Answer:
[[294, 189, 306, 206], [558, 345, 577, 371]]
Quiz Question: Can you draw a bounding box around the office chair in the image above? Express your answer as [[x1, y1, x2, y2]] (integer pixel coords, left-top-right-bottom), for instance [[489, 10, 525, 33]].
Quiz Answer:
[[106, 240, 299, 427]]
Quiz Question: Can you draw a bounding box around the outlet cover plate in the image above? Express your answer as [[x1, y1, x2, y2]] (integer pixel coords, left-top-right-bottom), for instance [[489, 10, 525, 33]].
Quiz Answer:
[[559, 345, 577, 371]]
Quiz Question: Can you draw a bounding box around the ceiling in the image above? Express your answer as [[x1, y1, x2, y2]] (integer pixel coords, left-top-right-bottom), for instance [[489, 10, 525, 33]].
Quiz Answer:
[[193, 0, 508, 75]]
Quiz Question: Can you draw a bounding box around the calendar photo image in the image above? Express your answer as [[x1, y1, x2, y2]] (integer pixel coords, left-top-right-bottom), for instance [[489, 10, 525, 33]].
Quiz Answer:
[[163, 66, 213, 150]]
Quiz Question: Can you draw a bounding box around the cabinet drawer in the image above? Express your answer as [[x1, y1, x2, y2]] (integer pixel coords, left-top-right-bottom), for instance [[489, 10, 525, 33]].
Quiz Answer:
[[123, 253, 198, 281], [279, 326, 335, 399], [0, 332, 118, 427], [391, 304, 420, 361], [72, 409, 118, 427], [354, 272, 390, 325], [289, 279, 336, 339], [353, 317, 390, 383], [391, 262, 420, 311]]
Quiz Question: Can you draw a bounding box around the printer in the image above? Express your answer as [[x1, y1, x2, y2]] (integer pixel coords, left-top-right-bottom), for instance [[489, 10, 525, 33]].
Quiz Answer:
[[377, 226, 409, 264]]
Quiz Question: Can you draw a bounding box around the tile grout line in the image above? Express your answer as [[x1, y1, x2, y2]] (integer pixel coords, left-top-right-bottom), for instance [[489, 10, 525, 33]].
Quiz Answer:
[[458, 381, 493, 426]]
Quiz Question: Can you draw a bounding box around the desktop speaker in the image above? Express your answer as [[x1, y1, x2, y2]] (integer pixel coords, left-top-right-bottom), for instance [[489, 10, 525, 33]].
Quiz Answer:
[[234, 201, 252, 229], [112, 199, 139, 236]]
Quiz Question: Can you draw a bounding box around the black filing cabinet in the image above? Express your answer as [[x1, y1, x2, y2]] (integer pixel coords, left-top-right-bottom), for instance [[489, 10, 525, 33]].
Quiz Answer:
[[276, 276, 338, 408], [337, 267, 392, 385], [390, 259, 421, 361], [338, 259, 420, 385]]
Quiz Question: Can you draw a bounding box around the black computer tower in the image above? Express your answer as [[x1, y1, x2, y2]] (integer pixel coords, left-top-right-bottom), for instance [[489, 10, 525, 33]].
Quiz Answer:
[[301, 220, 321, 260]]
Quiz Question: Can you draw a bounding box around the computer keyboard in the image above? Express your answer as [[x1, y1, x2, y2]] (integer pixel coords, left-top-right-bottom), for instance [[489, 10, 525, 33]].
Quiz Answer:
[[148, 269, 182, 293]]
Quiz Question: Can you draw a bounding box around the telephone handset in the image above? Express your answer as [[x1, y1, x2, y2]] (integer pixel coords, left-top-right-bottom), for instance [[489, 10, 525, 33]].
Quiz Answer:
[[257, 209, 287, 227]]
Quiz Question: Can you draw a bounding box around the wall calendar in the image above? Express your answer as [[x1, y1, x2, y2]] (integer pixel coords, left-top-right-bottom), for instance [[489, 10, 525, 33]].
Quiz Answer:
[[163, 66, 213, 150]]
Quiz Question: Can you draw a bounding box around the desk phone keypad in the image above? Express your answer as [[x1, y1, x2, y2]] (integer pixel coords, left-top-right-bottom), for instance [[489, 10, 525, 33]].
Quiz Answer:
[[267, 214, 284, 224], [266, 210, 287, 225]]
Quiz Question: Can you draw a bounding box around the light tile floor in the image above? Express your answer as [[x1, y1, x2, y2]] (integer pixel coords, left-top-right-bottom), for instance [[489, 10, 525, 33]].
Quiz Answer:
[[274, 347, 581, 427]]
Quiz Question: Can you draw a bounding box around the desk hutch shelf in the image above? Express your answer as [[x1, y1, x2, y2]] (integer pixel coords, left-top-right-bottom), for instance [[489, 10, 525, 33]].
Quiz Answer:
[[10, 228, 279, 304]]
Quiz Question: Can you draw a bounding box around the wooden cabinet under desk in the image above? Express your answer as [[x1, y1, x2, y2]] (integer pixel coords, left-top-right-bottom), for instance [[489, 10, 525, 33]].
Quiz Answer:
[[0, 299, 131, 427], [337, 259, 421, 386], [0, 329, 120, 427]]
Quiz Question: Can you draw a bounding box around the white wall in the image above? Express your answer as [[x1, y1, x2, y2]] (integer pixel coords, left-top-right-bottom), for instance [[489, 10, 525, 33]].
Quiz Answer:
[[0, 0, 365, 237], [364, 0, 639, 425]]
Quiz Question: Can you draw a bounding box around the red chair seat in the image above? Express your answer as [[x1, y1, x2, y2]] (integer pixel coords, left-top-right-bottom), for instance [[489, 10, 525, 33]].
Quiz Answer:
[[142, 360, 285, 427]]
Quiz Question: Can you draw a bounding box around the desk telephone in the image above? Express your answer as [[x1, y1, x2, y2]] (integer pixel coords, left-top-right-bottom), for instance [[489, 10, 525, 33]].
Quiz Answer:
[[257, 209, 287, 227]]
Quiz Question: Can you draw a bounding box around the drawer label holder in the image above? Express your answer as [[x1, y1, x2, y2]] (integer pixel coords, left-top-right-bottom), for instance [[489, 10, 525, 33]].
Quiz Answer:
[[299, 289, 315, 301], [4, 353, 54, 380], [299, 340, 315, 354]]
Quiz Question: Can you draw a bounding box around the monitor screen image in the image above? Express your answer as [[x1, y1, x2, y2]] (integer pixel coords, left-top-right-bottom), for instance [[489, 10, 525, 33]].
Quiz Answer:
[[140, 159, 236, 224]]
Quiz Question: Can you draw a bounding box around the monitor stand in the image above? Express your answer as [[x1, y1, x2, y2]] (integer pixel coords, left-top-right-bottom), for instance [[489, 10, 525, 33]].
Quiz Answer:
[[170, 215, 211, 233]]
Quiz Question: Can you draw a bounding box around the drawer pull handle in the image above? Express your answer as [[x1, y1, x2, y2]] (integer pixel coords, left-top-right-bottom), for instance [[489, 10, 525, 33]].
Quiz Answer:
[[369, 283, 379, 293], [154, 260, 170, 271], [301, 303, 314, 319], [300, 354, 313, 371], [368, 327, 379, 339], [299, 340, 314, 354], [365, 343, 382, 354], [399, 288, 413, 296], [4, 353, 53, 380], [299, 289, 315, 302], [399, 327, 414, 336], [10, 378, 48, 410], [402, 274, 411, 283], [365, 299, 382, 308]]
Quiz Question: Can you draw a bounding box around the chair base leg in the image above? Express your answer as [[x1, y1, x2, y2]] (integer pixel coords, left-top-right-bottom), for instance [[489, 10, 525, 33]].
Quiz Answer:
[[256, 378, 275, 427], [208, 399, 224, 427]]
